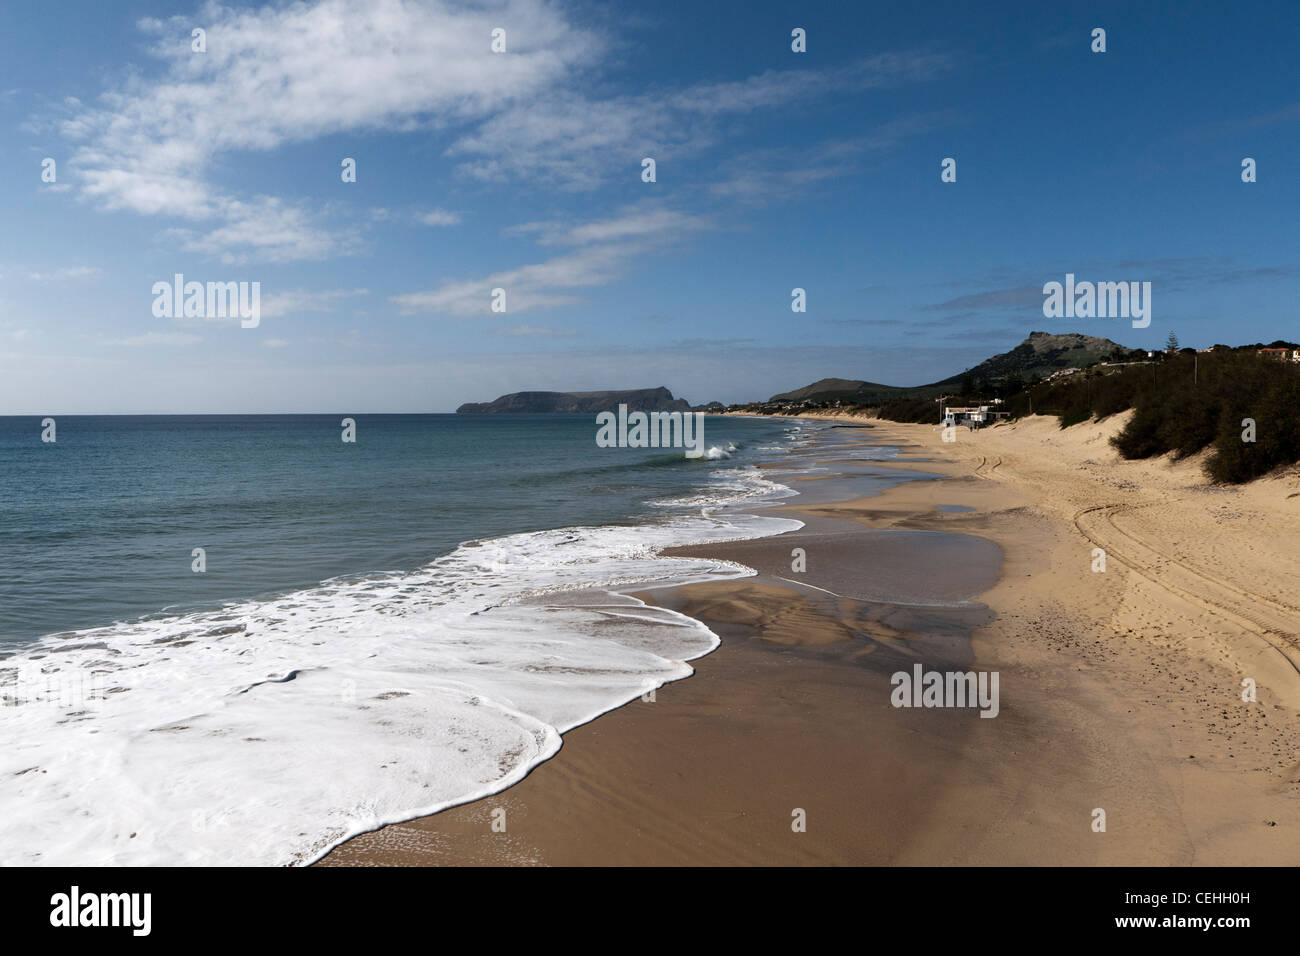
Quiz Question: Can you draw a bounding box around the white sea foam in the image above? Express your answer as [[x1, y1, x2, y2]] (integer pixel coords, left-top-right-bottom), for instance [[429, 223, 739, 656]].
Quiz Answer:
[[0, 466, 801, 866], [648, 464, 796, 509]]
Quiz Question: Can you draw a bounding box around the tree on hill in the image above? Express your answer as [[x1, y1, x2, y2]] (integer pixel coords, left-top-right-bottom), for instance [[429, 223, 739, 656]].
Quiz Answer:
[[1166, 331, 1180, 351]]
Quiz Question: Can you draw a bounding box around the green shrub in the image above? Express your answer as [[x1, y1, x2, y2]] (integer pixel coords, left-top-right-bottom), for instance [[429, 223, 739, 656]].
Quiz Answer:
[[1004, 352, 1299, 483]]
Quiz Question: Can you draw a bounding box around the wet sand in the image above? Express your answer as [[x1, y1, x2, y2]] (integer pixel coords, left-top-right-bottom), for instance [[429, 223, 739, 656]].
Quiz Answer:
[[319, 416, 1300, 866]]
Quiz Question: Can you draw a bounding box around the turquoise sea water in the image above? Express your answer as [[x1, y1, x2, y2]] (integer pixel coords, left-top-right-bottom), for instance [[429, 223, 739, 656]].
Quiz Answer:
[[0, 413, 796, 646], [0, 411, 819, 865]]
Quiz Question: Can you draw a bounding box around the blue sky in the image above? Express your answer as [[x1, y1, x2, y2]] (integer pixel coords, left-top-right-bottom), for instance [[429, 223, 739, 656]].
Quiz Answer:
[[1, 0, 1297, 413]]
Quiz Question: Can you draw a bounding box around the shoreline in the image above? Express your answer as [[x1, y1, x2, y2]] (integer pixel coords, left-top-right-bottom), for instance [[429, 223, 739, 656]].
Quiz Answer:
[[320, 422, 1005, 865], [320, 413, 1300, 865]]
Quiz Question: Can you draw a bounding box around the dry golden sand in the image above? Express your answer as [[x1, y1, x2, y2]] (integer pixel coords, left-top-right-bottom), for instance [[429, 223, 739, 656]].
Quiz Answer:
[[319, 413, 1300, 866]]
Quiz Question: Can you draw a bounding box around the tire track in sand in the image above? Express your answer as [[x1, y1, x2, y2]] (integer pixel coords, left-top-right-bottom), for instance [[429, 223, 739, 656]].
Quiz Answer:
[[1073, 502, 1300, 681], [959, 447, 1300, 685]]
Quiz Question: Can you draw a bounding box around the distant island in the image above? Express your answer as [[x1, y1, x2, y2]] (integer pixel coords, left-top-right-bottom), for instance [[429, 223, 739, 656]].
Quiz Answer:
[[457, 386, 692, 414]]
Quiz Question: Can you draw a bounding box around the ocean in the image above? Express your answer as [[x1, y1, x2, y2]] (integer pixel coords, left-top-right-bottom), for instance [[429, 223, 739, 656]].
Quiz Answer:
[[0, 412, 832, 865]]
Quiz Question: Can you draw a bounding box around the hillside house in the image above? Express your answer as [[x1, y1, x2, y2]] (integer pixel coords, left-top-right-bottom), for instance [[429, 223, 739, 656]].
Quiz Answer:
[[941, 403, 1010, 428]]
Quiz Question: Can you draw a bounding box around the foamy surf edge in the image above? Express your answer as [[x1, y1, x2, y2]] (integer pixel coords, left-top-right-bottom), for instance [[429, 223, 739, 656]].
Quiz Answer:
[[0, 452, 813, 866]]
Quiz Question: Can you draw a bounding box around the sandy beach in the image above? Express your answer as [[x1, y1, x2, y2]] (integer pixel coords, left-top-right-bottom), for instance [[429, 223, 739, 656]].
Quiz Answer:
[[319, 413, 1300, 866]]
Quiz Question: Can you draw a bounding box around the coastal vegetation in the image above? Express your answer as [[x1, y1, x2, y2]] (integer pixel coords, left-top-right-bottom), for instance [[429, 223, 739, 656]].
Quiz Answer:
[[1021, 347, 1300, 483], [727, 336, 1300, 484]]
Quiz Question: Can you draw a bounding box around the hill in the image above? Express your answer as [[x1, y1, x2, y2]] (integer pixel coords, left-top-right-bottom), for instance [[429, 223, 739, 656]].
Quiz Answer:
[[769, 377, 921, 405], [933, 331, 1129, 386], [767, 332, 1130, 404], [457, 386, 690, 414]]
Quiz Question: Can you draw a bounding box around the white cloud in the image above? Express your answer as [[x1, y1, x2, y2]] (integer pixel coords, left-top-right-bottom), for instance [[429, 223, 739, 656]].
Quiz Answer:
[[449, 53, 956, 188], [55, 0, 954, 267], [508, 205, 711, 246], [709, 113, 959, 205], [27, 266, 101, 281], [260, 287, 369, 318], [165, 198, 356, 264], [262, 338, 291, 348], [448, 90, 689, 190], [395, 203, 709, 316], [498, 325, 576, 336], [371, 206, 463, 227], [62, 0, 600, 260], [419, 208, 462, 227], [392, 244, 615, 315], [669, 53, 955, 114], [114, 331, 202, 346]]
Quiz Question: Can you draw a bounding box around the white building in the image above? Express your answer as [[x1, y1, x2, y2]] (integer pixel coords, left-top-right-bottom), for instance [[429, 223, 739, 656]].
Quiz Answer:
[[941, 404, 1009, 427]]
